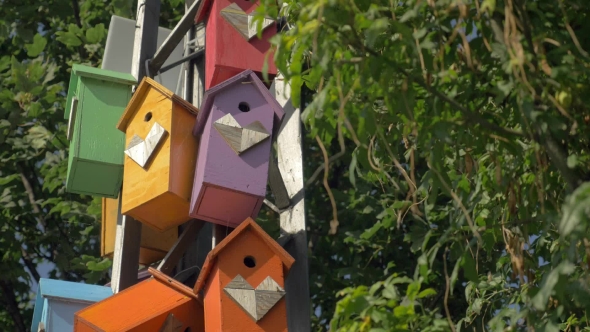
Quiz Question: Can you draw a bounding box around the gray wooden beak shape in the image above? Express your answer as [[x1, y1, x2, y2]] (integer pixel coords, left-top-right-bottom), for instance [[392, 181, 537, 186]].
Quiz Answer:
[[124, 122, 167, 168], [220, 3, 274, 41], [213, 113, 270, 155], [223, 274, 286, 322]]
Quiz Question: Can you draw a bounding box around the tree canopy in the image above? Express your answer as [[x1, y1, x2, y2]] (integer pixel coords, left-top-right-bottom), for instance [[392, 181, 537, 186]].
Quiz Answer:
[[3, 0, 590, 331]]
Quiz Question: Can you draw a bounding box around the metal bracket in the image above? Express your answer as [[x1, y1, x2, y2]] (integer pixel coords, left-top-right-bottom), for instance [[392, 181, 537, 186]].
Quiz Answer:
[[156, 48, 205, 75]]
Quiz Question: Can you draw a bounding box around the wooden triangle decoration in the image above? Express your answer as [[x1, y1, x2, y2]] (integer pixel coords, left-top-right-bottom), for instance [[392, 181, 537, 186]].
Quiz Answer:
[[159, 313, 184, 332], [223, 274, 286, 322], [124, 122, 167, 168], [220, 3, 274, 40], [214, 114, 270, 155]]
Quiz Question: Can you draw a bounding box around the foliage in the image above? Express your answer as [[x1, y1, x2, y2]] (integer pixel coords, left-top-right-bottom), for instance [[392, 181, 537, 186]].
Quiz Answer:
[[258, 0, 590, 330], [0, 1, 184, 330]]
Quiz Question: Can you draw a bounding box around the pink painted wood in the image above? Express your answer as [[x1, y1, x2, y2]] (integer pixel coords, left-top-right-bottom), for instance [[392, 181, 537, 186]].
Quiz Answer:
[[190, 70, 284, 228]]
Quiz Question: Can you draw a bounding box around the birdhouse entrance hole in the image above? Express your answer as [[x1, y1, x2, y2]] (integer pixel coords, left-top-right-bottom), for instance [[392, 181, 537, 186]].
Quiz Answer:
[[144, 112, 152, 122], [238, 102, 250, 113], [244, 256, 256, 268]]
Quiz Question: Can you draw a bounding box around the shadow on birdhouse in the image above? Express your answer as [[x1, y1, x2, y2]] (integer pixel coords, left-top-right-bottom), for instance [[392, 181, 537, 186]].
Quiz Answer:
[[116, 77, 199, 232], [193, 217, 294, 331], [74, 268, 204, 331], [65, 64, 136, 198], [190, 70, 284, 228], [194, 0, 278, 89], [31, 279, 113, 332], [101, 197, 178, 265]]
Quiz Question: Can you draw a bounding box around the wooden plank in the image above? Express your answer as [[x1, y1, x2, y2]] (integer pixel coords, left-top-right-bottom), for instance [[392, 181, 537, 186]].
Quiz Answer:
[[268, 149, 291, 210], [150, 0, 201, 74], [272, 74, 311, 331], [157, 219, 205, 275], [111, 0, 161, 294]]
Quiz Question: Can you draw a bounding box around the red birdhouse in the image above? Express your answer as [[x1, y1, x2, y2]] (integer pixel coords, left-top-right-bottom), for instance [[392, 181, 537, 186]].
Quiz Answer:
[[193, 217, 294, 332], [194, 0, 278, 89]]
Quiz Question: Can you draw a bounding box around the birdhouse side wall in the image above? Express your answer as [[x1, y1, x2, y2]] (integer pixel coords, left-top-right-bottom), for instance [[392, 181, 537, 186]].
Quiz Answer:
[[216, 229, 288, 331], [205, 0, 277, 89], [202, 83, 275, 196], [47, 300, 93, 331], [121, 87, 173, 215], [203, 262, 223, 331], [74, 279, 199, 331], [76, 77, 129, 165], [169, 101, 199, 201]]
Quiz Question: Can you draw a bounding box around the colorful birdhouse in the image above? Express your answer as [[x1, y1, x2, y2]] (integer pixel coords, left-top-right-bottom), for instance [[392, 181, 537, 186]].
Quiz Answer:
[[190, 70, 284, 228], [194, 0, 278, 89], [65, 64, 137, 198], [193, 217, 294, 331], [31, 278, 113, 332], [116, 77, 199, 232], [101, 197, 178, 265], [74, 268, 205, 332]]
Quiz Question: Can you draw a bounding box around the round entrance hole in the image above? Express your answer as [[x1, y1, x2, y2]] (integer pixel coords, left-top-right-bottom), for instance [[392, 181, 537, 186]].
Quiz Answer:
[[243, 256, 256, 268], [238, 102, 250, 113], [144, 112, 152, 122]]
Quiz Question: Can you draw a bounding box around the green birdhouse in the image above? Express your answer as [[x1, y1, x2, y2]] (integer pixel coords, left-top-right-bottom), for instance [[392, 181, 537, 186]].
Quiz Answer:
[[65, 64, 137, 198]]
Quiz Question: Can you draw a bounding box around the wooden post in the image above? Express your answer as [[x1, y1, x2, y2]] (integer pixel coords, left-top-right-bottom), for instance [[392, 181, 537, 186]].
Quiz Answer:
[[110, 0, 161, 293], [272, 74, 311, 331]]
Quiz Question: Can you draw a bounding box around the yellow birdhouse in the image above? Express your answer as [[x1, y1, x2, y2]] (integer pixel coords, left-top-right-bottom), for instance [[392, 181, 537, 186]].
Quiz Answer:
[[116, 77, 199, 232], [100, 197, 178, 265]]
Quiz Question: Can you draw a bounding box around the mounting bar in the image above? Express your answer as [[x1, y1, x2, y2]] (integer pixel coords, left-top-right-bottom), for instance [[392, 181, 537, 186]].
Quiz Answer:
[[157, 48, 204, 74], [148, 0, 202, 75]]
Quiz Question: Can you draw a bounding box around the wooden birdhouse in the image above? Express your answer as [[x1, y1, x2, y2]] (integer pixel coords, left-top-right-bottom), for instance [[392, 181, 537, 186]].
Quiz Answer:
[[116, 77, 199, 232], [101, 197, 178, 265], [194, 0, 278, 89], [31, 278, 113, 332], [74, 268, 204, 332], [193, 217, 294, 331], [64, 65, 137, 198], [190, 70, 284, 228]]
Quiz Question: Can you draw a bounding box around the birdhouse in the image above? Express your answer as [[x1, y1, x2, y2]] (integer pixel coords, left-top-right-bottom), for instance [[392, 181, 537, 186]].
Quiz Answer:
[[194, 0, 278, 89], [190, 70, 284, 228], [31, 278, 113, 332], [101, 197, 178, 265], [116, 77, 199, 232], [74, 268, 205, 331], [193, 217, 294, 331], [65, 64, 137, 198]]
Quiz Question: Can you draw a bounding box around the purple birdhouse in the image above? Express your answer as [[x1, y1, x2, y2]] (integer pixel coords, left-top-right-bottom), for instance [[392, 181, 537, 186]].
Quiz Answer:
[[190, 70, 284, 228]]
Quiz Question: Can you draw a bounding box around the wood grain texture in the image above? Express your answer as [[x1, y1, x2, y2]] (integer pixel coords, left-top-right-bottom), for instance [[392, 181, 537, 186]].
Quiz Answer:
[[119, 82, 198, 232], [101, 197, 178, 265], [271, 74, 312, 331], [66, 97, 78, 141], [198, 218, 292, 331], [267, 152, 290, 210], [74, 278, 204, 332], [157, 219, 205, 275], [124, 122, 168, 168], [219, 3, 274, 40], [223, 275, 285, 322], [202, 0, 277, 89], [214, 114, 270, 155]]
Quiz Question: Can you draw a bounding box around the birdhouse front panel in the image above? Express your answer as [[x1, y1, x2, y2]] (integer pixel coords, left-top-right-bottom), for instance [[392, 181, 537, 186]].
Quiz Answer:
[[117, 78, 199, 232], [200, 0, 278, 89], [65, 65, 136, 198], [31, 279, 113, 332], [195, 219, 293, 332], [101, 197, 178, 265], [190, 81, 275, 227], [74, 270, 204, 332]]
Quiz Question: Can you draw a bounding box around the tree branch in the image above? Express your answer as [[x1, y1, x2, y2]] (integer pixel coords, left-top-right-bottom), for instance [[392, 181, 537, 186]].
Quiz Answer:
[[21, 247, 41, 283], [17, 163, 46, 231], [0, 280, 27, 332], [71, 0, 82, 28]]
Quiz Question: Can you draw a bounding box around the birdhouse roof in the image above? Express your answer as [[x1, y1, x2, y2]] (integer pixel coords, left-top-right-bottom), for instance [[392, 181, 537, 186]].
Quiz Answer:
[[194, 0, 213, 23], [116, 77, 199, 132], [192, 69, 285, 136], [193, 217, 294, 294], [72, 64, 137, 85]]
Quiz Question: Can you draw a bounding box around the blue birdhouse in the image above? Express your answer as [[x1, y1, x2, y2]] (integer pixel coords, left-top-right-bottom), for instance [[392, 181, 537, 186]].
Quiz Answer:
[[31, 278, 113, 332]]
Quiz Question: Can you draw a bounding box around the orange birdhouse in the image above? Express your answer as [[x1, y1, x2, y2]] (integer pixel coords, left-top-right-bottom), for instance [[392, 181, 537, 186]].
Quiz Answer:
[[74, 268, 205, 332], [100, 197, 178, 265], [116, 77, 199, 232], [193, 217, 294, 332]]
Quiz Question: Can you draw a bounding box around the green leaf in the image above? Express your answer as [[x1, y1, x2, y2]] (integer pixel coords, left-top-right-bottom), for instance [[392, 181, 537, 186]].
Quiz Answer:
[[85, 24, 106, 44], [559, 182, 590, 238], [56, 31, 82, 47], [25, 33, 47, 57]]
